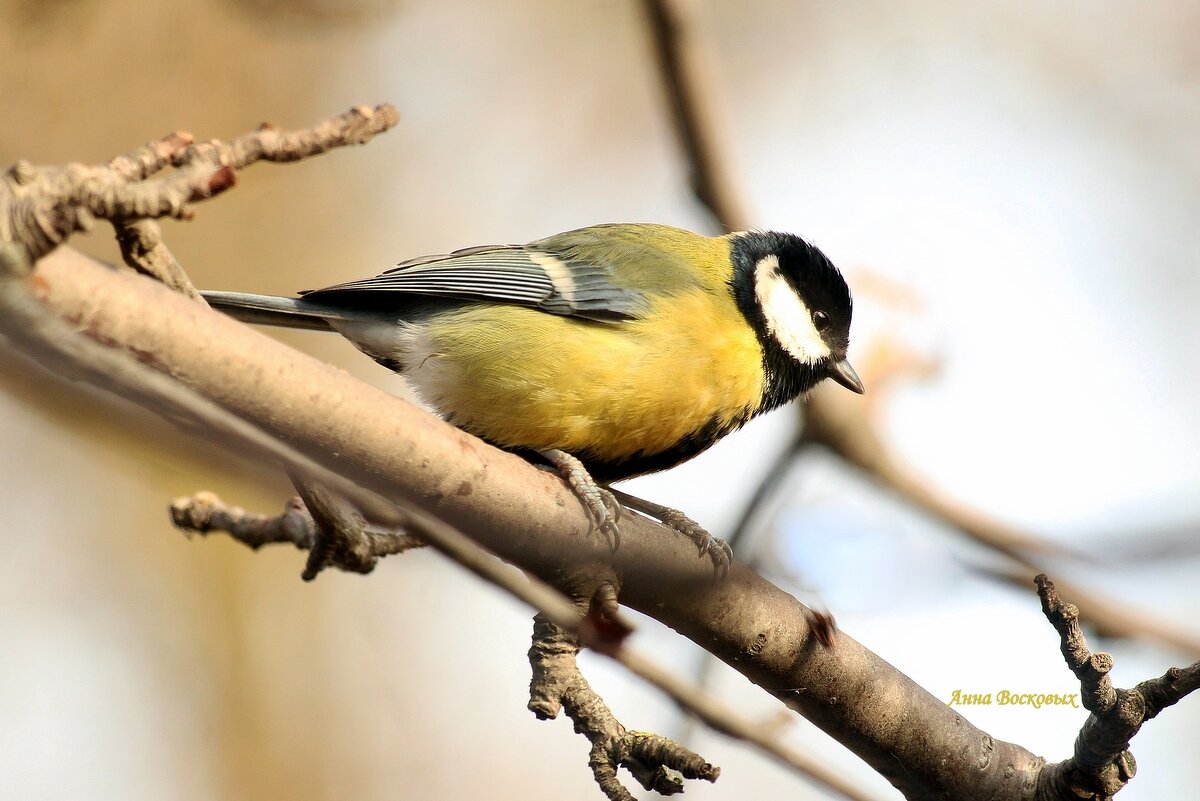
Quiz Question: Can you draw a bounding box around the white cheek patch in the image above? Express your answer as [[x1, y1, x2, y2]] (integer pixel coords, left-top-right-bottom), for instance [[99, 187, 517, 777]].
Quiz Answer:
[[753, 255, 831, 364]]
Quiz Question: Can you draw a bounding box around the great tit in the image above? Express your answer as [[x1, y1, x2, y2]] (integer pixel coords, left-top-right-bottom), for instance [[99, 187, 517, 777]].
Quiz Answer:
[[202, 223, 862, 567]]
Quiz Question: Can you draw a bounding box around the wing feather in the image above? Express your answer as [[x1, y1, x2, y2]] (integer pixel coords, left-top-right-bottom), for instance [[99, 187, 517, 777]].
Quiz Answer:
[[301, 244, 647, 321]]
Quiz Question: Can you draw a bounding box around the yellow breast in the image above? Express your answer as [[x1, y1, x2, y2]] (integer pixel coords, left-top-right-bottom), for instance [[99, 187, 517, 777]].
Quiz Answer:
[[406, 286, 765, 477]]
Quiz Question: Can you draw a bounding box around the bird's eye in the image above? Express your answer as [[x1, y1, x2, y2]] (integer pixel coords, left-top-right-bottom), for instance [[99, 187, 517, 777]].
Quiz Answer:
[[812, 310, 831, 332]]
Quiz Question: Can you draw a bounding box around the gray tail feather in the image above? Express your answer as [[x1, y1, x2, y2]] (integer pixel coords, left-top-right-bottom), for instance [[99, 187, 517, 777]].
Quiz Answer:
[[201, 290, 343, 331]]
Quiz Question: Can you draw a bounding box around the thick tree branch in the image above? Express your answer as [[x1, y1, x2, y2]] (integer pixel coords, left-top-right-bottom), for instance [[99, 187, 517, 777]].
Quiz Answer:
[[6, 243, 1041, 800]]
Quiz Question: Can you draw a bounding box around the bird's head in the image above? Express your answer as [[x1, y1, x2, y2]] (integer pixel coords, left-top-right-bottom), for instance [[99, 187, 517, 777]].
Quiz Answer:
[[729, 231, 863, 405]]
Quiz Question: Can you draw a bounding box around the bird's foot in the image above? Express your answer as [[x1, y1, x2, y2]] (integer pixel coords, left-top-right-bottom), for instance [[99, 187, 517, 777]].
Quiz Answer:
[[657, 508, 733, 577], [536, 452, 731, 575], [608, 488, 732, 577], [539, 449, 622, 550]]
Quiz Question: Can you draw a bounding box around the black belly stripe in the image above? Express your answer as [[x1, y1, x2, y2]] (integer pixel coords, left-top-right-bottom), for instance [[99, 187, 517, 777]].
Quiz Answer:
[[575, 407, 757, 483]]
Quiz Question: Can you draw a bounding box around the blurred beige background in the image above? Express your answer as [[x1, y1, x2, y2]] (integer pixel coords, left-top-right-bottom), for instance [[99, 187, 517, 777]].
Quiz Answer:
[[3, 1, 1199, 799]]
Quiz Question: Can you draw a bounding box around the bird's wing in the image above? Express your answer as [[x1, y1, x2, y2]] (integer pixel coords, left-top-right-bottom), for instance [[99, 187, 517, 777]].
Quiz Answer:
[[300, 243, 649, 322]]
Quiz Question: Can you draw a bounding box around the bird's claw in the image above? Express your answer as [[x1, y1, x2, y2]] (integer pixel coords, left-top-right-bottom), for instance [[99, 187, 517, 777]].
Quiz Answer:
[[570, 477, 622, 551], [600, 489, 623, 525], [660, 508, 732, 577], [538, 450, 730, 573], [712, 537, 734, 574], [597, 488, 622, 550], [593, 489, 622, 551], [541, 449, 623, 552]]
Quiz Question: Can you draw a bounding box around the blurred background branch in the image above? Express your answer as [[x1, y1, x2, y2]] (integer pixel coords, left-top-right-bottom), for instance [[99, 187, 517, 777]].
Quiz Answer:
[[641, 0, 1200, 660]]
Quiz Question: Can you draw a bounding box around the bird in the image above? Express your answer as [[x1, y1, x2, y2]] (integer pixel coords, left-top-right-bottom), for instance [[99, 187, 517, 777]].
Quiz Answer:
[[202, 223, 863, 571]]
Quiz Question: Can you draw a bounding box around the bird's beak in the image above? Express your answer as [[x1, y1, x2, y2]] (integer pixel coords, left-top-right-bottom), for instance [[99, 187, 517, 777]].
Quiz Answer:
[[828, 359, 865, 394]]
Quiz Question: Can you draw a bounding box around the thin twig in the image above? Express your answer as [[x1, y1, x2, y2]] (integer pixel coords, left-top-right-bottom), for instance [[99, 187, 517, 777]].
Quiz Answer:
[[172, 492, 318, 550], [104, 132, 208, 298], [1, 105, 398, 267], [1035, 575, 1200, 799], [177, 104, 398, 168], [170, 491, 425, 560], [115, 219, 204, 300], [290, 470, 382, 579], [530, 614, 718, 800]]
